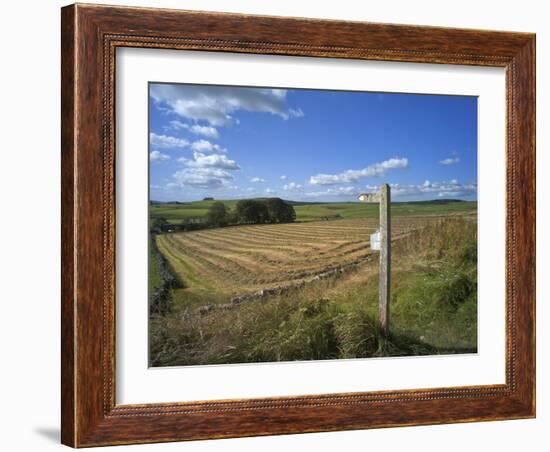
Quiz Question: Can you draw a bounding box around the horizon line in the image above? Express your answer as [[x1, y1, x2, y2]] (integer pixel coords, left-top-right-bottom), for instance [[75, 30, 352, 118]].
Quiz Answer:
[[150, 197, 477, 204]]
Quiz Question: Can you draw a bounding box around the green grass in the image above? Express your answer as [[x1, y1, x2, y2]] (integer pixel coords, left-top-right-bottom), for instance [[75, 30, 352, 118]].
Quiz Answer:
[[151, 200, 240, 223], [155, 236, 228, 309], [148, 236, 163, 294], [149, 217, 477, 366], [150, 199, 477, 223], [336, 218, 478, 352]]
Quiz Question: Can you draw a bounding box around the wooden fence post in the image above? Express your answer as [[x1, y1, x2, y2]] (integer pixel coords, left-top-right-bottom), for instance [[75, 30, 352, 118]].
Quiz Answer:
[[379, 184, 391, 336], [358, 186, 391, 335]]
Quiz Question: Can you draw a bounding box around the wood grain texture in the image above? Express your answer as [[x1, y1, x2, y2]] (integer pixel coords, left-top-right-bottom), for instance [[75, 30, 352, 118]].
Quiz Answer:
[[60, 3, 536, 447], [60, 5, 76, 447]]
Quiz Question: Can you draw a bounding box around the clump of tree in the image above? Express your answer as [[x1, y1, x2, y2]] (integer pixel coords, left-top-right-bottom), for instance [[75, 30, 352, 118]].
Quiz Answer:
[[265, 198, 296, 223], [205, 198, 296, 228], [234, 198, 296, 224], [207, 201, 229, 227], [234, 199, 270, 224]]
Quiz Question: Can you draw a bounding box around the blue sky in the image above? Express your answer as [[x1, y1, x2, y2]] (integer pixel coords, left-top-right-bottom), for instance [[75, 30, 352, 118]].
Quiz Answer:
[[149, 83, 477, 202]]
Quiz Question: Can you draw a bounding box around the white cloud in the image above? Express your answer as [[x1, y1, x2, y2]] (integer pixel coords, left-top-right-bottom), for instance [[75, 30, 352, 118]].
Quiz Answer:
[[439, 152, 460, 165], [166, 120, 188, 131], [389, 180, 476, 198], [149, 133, 189, 149], [179, 152, 240, 170], [150, 150, 170, 161], [167, 121, 220, 139], [172, 144, 240, 189], [304, 186, 358, 198], [283, 182, 303, 192], [295, 180, 475, 201], [190, 124, 219, 139], [289, 108, 305, 118], [172, 167, 235, 189], [439, 157, 460, 165], [280, 175, 287, 180], [190, 139, 226, 154], [150, 84, 304, 126], [250, 177, 265, 183], [309, 157, 408, 185], [265, 188, 276, 194]]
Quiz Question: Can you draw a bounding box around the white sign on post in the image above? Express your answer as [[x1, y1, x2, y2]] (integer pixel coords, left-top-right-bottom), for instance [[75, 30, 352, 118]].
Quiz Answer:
[[370, 230, 381, 251]]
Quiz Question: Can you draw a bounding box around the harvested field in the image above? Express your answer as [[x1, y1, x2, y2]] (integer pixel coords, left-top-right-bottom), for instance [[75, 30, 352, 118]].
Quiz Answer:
[[156, 213, 474, 306]]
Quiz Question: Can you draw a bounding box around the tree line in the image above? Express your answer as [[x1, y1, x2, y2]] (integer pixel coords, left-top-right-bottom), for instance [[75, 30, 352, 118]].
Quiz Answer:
[[208, 198, 296, 227], [151, 198, 296, 233]]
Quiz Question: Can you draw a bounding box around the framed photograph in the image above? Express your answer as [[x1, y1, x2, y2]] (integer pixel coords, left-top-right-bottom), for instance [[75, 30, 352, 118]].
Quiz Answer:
[[61, 3, 535, 447]]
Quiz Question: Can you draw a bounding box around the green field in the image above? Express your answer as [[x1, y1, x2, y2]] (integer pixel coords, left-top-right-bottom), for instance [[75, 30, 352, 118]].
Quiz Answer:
[[151, 199, 477, 223]]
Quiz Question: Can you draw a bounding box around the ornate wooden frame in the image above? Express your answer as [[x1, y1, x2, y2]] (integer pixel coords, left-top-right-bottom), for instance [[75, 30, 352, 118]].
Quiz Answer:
[[61, 3, 536, 447]]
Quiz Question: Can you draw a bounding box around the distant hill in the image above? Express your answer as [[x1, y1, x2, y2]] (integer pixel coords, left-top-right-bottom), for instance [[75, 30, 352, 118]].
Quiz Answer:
[[393, 199, 468, 205], [152, 198, 469, 206], [150, 197, 477, 224]]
